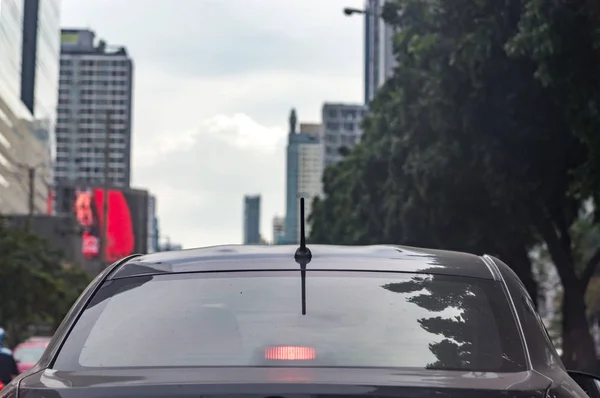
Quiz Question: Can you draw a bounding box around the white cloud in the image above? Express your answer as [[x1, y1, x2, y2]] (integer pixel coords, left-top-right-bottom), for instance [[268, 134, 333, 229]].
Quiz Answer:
[[202, 114, 285, 153], [134, 113, 286, 246]]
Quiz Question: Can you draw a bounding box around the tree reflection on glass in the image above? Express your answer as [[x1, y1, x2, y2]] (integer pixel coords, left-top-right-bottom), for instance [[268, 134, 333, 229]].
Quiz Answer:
[[382, 271, 488, 370]]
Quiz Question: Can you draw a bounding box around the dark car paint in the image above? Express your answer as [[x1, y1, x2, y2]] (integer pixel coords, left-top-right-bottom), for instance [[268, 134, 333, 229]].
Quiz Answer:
[[109, 244, 495, 280], [569, 371, 600, 398], [17, 368, 552, 398], [1, 245, 593, 398], [490, 255, 586, 397]]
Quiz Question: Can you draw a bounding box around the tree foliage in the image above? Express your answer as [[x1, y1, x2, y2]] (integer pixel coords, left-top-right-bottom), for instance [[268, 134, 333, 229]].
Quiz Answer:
[[310, 0, 600, 372], [383, 272, 492, 370], [0, 218, 91, 346]]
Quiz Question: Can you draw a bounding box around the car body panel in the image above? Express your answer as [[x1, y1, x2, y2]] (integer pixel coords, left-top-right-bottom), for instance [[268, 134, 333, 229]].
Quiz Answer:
[[109, 244, 495, 280], [17, 367, 551, 398], [490, 256, 565, 371], [0, 246, 593, 398]]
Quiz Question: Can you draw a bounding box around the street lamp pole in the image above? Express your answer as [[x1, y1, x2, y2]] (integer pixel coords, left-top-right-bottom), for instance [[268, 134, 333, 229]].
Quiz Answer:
[[343, 6, 374, 104], [27, 167, 35, 230], [343, 4, 390, 104], [16, 162, 48, 231]]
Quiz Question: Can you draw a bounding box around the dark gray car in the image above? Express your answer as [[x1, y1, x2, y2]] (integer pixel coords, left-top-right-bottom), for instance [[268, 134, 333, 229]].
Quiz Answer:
[[2, 244, 600, 398]]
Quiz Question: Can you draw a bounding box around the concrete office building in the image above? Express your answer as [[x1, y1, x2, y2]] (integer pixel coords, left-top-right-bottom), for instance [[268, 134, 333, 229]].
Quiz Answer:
[[0, 0, 51, 214], [284, 110, 322, 244], [364, 0, 396, 104], [55, 29, 134, 187], [21, 0, 62, 159], [321, 103, 368, 168], [243, 195, 261, 244]]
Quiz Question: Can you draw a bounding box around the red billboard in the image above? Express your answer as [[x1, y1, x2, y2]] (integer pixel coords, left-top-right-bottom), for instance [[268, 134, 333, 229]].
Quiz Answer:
[[46, 190, 54, 215], [73, 188, 136, 263]]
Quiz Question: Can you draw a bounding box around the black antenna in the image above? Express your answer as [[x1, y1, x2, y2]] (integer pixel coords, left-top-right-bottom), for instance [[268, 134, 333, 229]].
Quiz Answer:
[[294, 197, 311, 315], [295, 197, 312, 260]]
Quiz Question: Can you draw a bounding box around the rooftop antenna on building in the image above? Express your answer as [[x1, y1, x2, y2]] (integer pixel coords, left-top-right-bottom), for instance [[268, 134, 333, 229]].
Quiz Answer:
[[294, 197, 311, 315]]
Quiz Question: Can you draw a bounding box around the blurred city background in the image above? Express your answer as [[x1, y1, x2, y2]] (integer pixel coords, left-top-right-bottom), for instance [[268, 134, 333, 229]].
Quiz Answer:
[[2, 0, 600, 373]]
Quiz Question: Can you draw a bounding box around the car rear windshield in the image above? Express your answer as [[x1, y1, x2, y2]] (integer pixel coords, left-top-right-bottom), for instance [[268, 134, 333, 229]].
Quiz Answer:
[[53, 271, 527, 372]]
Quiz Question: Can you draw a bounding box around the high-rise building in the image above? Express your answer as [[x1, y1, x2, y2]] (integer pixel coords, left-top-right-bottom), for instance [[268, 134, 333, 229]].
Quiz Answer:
[[21, 0, 62, 159], [55, 29, 134, 187], [0, 0, 51, 214], [297, 123, 323, 238], [147, 195, 158, 253], [284, 110, 322, 244], [321, 103, 368, 168], [152, 217, 160, 252], [272, 216, 285, 245], [364, 0, 396, 104], [243, 195, 261, 244]]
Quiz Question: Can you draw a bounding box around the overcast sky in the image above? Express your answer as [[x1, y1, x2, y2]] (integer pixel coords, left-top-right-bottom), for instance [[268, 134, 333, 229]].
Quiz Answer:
[[61, 0, 364, 248]]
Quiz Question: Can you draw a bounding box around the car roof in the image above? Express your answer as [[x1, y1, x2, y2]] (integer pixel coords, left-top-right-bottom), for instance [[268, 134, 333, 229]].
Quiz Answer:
[[109, 244, 496, 281]]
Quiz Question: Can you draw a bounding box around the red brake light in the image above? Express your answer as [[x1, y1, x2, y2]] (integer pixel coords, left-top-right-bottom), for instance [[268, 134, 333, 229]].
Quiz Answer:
[[0, 381, 4, 390], [265, 346, 316, 360]]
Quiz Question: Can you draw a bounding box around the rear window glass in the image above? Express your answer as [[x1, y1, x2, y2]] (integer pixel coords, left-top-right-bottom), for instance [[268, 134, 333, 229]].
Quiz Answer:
[[54, 271, 526, 372]]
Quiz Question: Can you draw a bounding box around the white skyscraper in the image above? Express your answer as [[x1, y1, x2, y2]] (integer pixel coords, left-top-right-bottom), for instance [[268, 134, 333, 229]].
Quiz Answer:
[[297, 123, 323, 237], [55, 29, 133, 187], [284, 111, 324, 243]]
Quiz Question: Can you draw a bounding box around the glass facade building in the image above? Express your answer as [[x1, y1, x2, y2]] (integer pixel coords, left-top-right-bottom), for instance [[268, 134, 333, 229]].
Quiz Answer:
[[243, 195, 261, 244], [21, 0, 62, 160], [0, 0, 51, 215]]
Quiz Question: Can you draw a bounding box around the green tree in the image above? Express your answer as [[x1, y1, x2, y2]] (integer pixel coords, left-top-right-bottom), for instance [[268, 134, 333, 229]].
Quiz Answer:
[[506, 0, 600, 202], [505, 0, 600, 369], [383, 271, 506, 370], [0, 218, 91, 346], [313, 0, 540, 299], [310, 0, 600, 372]]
